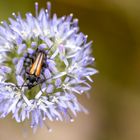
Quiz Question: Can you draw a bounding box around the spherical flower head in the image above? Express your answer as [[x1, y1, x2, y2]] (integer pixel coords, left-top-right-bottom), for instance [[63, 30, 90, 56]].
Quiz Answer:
[[0, 2, 97, 130]]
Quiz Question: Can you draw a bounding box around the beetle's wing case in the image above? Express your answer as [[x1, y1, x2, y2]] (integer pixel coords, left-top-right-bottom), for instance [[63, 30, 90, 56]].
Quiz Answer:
[[29, 52, 45, 76]]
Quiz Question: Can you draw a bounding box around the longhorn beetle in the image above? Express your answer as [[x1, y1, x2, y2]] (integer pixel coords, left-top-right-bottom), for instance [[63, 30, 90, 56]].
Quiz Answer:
[[22, 45, 54, 90]]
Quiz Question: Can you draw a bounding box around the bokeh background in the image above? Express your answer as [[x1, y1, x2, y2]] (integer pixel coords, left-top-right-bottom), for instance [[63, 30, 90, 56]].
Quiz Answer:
[[0, 0, 140, 140]]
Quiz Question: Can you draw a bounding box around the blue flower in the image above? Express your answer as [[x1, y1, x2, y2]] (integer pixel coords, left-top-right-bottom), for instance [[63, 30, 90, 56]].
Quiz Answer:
[[0, 2, 97, 131]]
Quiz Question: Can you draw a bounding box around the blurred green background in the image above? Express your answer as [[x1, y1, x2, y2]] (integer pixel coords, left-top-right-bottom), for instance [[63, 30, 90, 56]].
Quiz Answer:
[[0, 0, 140, 140]]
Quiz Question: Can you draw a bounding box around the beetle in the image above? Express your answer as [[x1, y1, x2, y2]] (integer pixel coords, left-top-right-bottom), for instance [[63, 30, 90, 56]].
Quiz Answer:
[[25, 50, 45, 89], [22, 46, 53, 89]]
